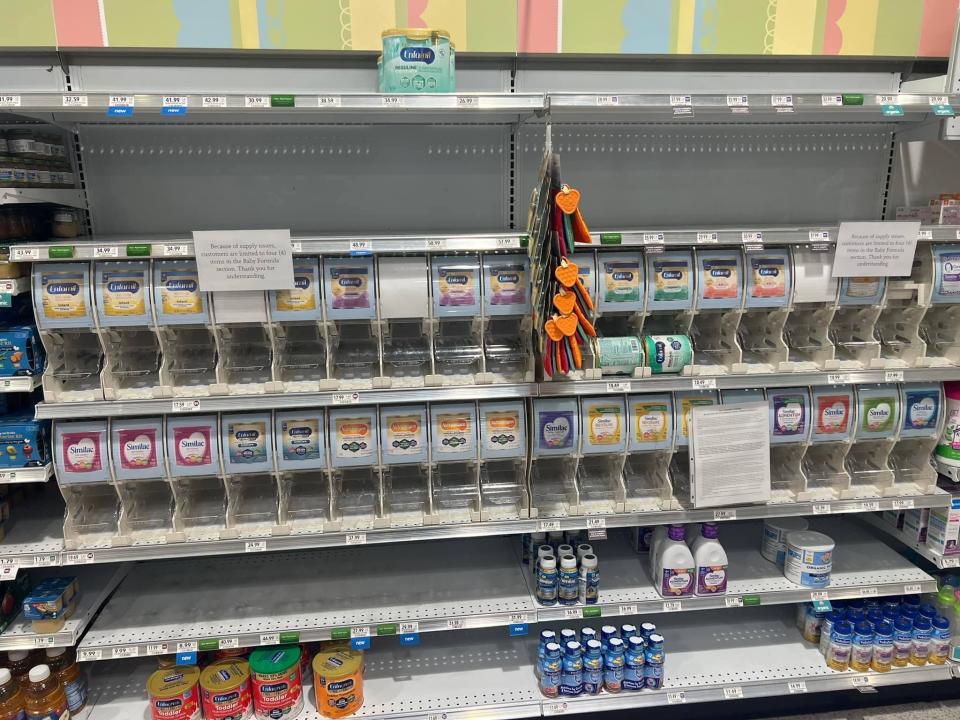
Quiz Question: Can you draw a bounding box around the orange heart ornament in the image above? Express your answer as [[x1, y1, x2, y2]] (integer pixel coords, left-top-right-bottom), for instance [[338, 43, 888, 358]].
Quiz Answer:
[[555, 313, 578, 337], [555, 260, 579, 288], [553, 290, 576, 315], [556, 185, 581, 215], [544, 318, 564, 342]]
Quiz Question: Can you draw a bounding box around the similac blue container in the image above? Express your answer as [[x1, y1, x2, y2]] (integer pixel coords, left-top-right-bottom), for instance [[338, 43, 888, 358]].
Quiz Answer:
[[899, 383, 942, 438], [532, 398, 579, 457]]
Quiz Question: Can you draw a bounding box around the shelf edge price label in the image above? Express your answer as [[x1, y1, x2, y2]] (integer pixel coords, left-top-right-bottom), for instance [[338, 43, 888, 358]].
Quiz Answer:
[[112, 646, 140, 659], [78, 649, 102, 662], [772, 95, 794, 109], [876, 95, 899, 106], [722, 686, 743, 700], [260, 633, 280, 645], [858, 587, 878, 597], [713, 509, 736, 521], [0, 95, 21, 107], [691, 377, 716, 390], [399, 621, 419, 635], [827, 373, 850, 385], [161, 96, 189, 115], [930, 96, 950, 106], [218, 637, 239, 649], [821, 95, 842, 106], [544, 701, 568, 715], [891, 498, 914, 510], [496, 237, 520, 249], [670, 95, 692, 107], [563, 608, 581, 620], [851, 675, 871, 688], [456, 96, 479, 107], [245, 541, 267, 553], [942, 557, 960, 568], [107, 95, 135, 116], [93, 246, 119, 258], [742, 231, 763, 244], [33, 636, 55, 648], [697, 232, 719, 244], [788, 681, 808, 694], [812, 503, 832, 515], [606, 381, 631, 393], [64, 552, 95, 565], [176, 641, 198, 653], [62, 94, 88, 107], [810, 591, 829, 601], [725, 596, 744, 608], [809, 231, 830, 243], [884, 370, 904, 382], [146, 643, 169, 656], [0, 565, 16, 580], [244, 95, 270, 108], [538, 520, 561, 532], [331, 392, 361, 406], [903, 583, 923, 594], [596, 95, 619, 106], [509, 613, 530, 624], [171, 399, 201, 413], [349, 239, 372, 255], [643, 232, 665, 245], [860, 501, 880, 512], [918, 230, 933, 240], [163, 243, 190, 256], [447, 618, 465, 630], [662, 601, 682, 612], [11, 248, 40, 261], [345, 533, 367, 545], [618, 604, 638, 616], [32, 554, 57, 567], [586, 517, 606, 530], [425, 238, 445, 251], [382, 96, 404, 107], [317, 96, 342, 107], [726, 95, 748, 108], [202, 96, 227, 108], [667, 692, 687, 704]]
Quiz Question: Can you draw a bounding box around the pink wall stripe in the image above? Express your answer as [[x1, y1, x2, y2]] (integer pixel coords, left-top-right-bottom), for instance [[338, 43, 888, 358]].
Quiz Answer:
[[518, 0, 559, 53], [408, 0, 429, 28], [918, 0, 960, 57], [53, 0, 105, 47], [822, 0, 846, 55]]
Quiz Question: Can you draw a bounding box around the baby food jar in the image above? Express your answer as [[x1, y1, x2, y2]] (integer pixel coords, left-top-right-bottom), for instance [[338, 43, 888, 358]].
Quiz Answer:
[[51, 210, 81, 238]]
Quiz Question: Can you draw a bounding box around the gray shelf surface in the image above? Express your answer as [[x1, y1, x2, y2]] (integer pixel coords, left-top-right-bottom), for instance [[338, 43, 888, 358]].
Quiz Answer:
[[864, 514, 960, 570]]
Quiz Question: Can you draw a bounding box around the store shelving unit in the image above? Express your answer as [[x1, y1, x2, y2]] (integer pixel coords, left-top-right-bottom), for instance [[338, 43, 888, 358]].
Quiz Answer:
[[863, 513, 960, 570], [0, 188, 86, 209], [0, 463, 51, 484]]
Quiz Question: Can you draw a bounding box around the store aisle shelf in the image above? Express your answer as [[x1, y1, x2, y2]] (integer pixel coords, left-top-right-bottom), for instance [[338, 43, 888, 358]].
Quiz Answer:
[[0, 563, 128, 651], [0, 188, 86, 209], [862, 514, 960, 570], [0, 463, 51, 484], [0, 490, 950, 568], [80, 607, 955, 719]]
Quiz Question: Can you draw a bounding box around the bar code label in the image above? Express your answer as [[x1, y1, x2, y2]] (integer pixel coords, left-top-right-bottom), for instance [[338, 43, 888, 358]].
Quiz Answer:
[[162, 96, 189, 108], [811, 591, 829, 601], [202, 96, 227, 108], [146, 643, 169, 656], [723, 686, 743, 700], [260, 634, 280, 645], [788, 681, 807, 693], [891, 498, 914, 509], [930, 96, 950, 106], [713, 509, 736, 521], [509, 613, 531, 624], [163, 244, 190, 256], [177, 641, 198, 653], [563, 608, 581, 619], [812, 504, 831, 515], [643, 233, 665, 244], [619, 604, 638, 616], [821, 95, 843, 106], [79, 649, 102, 661], [692, 378, 717, 389], [171, 399, 201, 412], [496, 237, 520, 249], [725, 596, 743, 608], [918, 230, 933, 240], [245, 541, 267, 553], [772, 95, 793, 107], [33, 636, 55, 648], [876, 95, 899, 105], [596, 96, 619, 106], [400, 622, 420, 634], [670, 95, 692, 107], [697, 232, 719, 244], [94, 246, 119, 258], [606, 381, 631, 393], [943, 557, 960, 568], [219, 637, 239, 649], [109, 95, 134, 107], [851, 675, 871, 687], [112, 646, 140, 659], [244, 96, 270, 108], [331, 392, 361, 405], [903, 584, 923, 594], [544, 702, 568, 715], [32, 555, 57, 567], [345, 533, 367, 545], [588, 529, 607, 541], [809, 231, 830, 242], [667, 692, 687, 704], [662, 601, 682, 612], [62, 94, 88, 107]]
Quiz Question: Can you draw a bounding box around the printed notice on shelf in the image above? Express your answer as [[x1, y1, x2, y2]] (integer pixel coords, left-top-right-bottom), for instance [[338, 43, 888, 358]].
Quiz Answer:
[[193, 229, 295, 292], [689, 403, 771, 508], [832, 222, 920, 277]]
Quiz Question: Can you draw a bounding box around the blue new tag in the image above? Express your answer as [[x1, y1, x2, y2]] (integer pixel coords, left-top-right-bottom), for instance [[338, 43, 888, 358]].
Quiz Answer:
[[509, 624, 529, 637], [161, 106, 187, 116], [399, 633, 420, 647], [350, 637, 371, 650], [176, 652, 198, 665], [881, 104, 904, 117], [107, 106, 134, 117]]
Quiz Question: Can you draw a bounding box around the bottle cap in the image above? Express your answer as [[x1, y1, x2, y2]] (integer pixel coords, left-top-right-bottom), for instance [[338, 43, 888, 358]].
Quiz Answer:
[[28, 666, 50, 683], [894, 616, 913, 631], [0, 669, 9, 686], [608, 637, 624, 649], [920, 603, 938, 619], [648, 633, 664, 645], [913, 617, 932, 630], [560, 554, 577, 569], [560, 629, 576, 641], [540, 630, 556, 642], [933, 615, 950, 630], [564, 641, 581, 655], [628, 636, 644, 648], [540, 556, 556, 570], [557, 544, 574, 556], [586, 639, 602, 651], [7, 651, 28, 662], [701, 522, 719, 539], [667, 525, 685, 541], [545, 642, 561, 655], [581, 553, 598, 568], [577, 543, 593, 557], [874, 621, 893, 636], [44, 647, 66, 658], [854, 621, 873, 636], [833, 620, 853, 635]]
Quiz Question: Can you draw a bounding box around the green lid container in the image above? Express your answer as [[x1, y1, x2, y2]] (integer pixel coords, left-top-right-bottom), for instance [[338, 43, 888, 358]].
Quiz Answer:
[[249, 644, 301, 676]]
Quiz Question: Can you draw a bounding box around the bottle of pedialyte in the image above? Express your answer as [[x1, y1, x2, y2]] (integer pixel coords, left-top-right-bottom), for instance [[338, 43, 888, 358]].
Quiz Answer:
[[323, 256, 376, 320], [166, 415, 220, 477], [646, 250, 694, 311], [571, 252, 597, 309], [899, 383, 942, 438], [720, 388, 765, 405], [153, 260, 209, 326], [628, 394, 673, 452], [854, 384, 900, 440], [54, 420, 111, 483], [478, 400, 527, 460], [744, 249, 792, 308], [94, 260, 151, 327], [931, 245, 960, 304], [580, 396, 626, 455], [379, 404, 428, 465], [110, 417, 165, 480], [696, 249, 743, 310], [483, 254, 530, 315], [221, 412, 273, 474], [430, 403, 477, 461], [673, 391, 718, 448], [598, 252, 644, 313], [270, 256, 322, 321], [274, 410, 326, 471], [33, 263, 94, 329], [532, 398, 580, 457], [328, 408, 378, 468], [809, 386, 855, 443], [838, 275, 886, 306], [768, 387, 811, 444], [431, 255, 481, 317], [655, 524, 695, 598]]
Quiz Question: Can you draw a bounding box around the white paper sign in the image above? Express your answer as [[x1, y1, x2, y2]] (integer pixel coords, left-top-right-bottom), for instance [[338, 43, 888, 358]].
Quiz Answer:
[[193, 230, 295, 291], [689, 403, 771, 507], [833, 222, 920, 278]]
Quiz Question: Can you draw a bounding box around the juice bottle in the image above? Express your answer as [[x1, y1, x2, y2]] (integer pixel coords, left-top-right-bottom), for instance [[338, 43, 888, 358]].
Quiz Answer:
[[0, 668, 25, 720], [3, 653, 31, 682], [23, 665, 67, 720], [44, 648, 86, 713]]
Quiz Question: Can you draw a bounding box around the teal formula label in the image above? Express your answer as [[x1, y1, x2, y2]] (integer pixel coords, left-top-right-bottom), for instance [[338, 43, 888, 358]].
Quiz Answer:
[[644, 335, 692, 374], [595, 336, 643, 374]]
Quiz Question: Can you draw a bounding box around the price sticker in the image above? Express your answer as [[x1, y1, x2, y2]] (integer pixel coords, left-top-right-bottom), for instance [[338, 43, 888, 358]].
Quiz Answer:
[[713, 509, 736, 521], [0, 95, 21, 107], [563, 608, 581, 620], [821, 95, 843, 106], [509, 613, 531, 624], [596, 96, 619, 106], [861, 501, 881, 512], [32, 554, 57, 567], [317, 96, 342, 107], [877, 95, 899, 105], [108, 95, 135, 116], [619, 604, 638, 616], [692, 377, 717, 390], [447, 618, 465, 630], [427, 714, 449, 720], [202, 96, 227, 108], [244, 96, 270, 108], [64, 552, 95, 565], [162, 95, 189, 111], [930, 96, 950, 106], [253, 633, 277, 646], [670, 95, 692, 107], [809, 231, 830, 242], [425, 238, 446, 251], [33, 636, 56, 648], [891, 498, 914, 510], [667, 692, 687, 704], [725, 596, 744, 608], [788, 681, 808, 693], [812, 504, 832, 515], [742, 231, 763, 244], [399, 622, 420, 634], [827, 373, 850, 385], [538, 520, 561, 532], [171, 399, 201, 413], [219, 637, 239, 649], [772, 95, 794, 109], [697, 232, 719, 244], [884, 370, 904, 382], [606, 381, 631, 393], [382, 96, 404, 107], [112, 646, 140, 659], [177, 641, 199, 653], [851, 675, 871, 687], [163, 244, 190, 256], [859, 587, 878, 597], [0, 565, 16, 580], [544, 702, 568, 715], [11, 248, 40, 261], [78, 649, 102, 662], [146, 643, 169, 656], [918, 230, 934, 240], [496, 237, 520, 249], [723, 686, 743, 700], [587, 518, 606, 529], [62, 94, 88, 107], [349, 627, 371, 640], [331, 393, 361, 406], [345, 533, 367, 545], [456, 96, 479, 107], [245, 541, 267, 553], [810, 591, 829, 601], [903, 584, 923, 594], [662, 601, 682, 612], [349, 240, 372, 254], [942, 557, 960, 568], [727, 95, 749, 108], [93, 246, 119, 258], [643, 233, 665, 244]]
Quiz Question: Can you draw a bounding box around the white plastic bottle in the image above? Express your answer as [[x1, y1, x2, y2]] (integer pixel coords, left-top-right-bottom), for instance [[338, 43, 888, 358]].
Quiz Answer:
[[648, 525, 668, 575], [655, 524, 695, 598], [693, 522, 728, 596]]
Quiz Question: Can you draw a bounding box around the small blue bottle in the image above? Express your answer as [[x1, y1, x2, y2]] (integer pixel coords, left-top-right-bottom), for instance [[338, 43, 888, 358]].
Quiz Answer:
[[580, 627, 597, 647], [893, 615, 913, 667], [600, 625, 619, 650], [865, 608, 883, 629], [536, 630, 556, 679], [639, 622, 657, 642], [558, 554, 579, 606], [582, 639, 603, 695], [537, 556, 558, 606], [559, 629, 577, 646], [623, 636, 646, 691], [919, 603, 938, 622], [644, 633, 665, 690], [604, 638, 625, 693], [539, 642, 562, 698], [910, 616, 933, 665], [620, 624, 638, 641], [559, 641, 584, 697]]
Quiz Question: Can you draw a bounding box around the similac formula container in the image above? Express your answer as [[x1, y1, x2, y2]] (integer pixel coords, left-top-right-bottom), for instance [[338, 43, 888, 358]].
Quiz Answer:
[[379, 405, 428, 465], [931, 245, 960, 304], [696, 249, 743, 310], [761, 517, 809, 567], [478, 401, 526, 459], [323, 257, 376, 320], [429, 403, 477, 462], [221, 413, 273, 474], [838, 276, 886, 306], [899, 383, 942, 438], [532, 399, 580, 456], [720, 388, 765, 405], [655, 524, 695, 598], [328, 408, 378, 468], [643, 335, 692, 374], [744, 249, 792, 308], [111, 417, 165, 481], [153, 260, 209, 326], [627, 394, 673, 452], [148, 665, 201, 720], [275, 411, 326, 471], [768, 387, 811, 444], [594, 336, 643, 376], [200, 660, 253, 720], [855, 385, 900, 440], [313, 648, 364, 718], [249, 645, 303, 720], [673, 391, 718, 448], [571, 253, 597, 310], [580, 396, 626, 455], [935, 382, 960, 479], [646, 250, 694, 311], [54, 420, 111, 483], [810, 386, 855, 443], [431, 255, 481, 317], [95, 260, 152, 326], [483, 254, 530, 315], [783, 530, 834, 588], [34, 262, 94, 329], [270, 257, 322, 321], [166, 415, 220, 477], [598, 253, 644, 313]]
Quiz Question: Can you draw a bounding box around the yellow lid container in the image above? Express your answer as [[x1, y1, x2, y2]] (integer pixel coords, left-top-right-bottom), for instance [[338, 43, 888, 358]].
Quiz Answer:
[[313, 650, 364, 718]]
